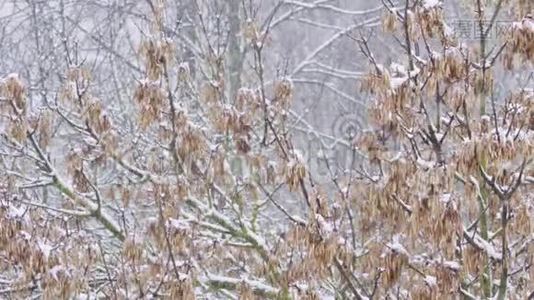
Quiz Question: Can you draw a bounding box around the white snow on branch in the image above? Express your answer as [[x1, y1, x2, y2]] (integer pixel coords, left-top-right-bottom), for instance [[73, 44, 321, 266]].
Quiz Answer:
[[441, 260, 461, 271], [316, 214, 334, 236], [416, 157, 435, 170], [512, 17, 534, 32], [201, 273, 279, 295], [8, 204, 26, 219], [389, 65, 421, 89], [464, 228, 502, 261], [38, 239, 54, 260], [424, 275, 437, 287], [386, 237, 409, 257], [422, 0, 442, 9], [283, 1, 384, 16]]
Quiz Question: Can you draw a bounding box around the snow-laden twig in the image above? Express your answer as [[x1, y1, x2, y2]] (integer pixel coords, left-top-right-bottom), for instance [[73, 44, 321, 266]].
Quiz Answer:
[[463, 228, 502, 261], [200, 274, 279, 298], [18, 200, 91, 217], [292, 16, 381, 75], [113, 155, 274, 264], [24, 132, 125, 241], [283, 1, 385, 16]]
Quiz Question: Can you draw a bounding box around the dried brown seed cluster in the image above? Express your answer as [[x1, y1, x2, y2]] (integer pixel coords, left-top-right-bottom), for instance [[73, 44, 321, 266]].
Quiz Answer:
[[236, 87, 261, 113], [355, 131, 386, 163], [60, 67, 92, 106], [140, 38, 174, 80], [439, 48, 467, 83], [382, 243, 409, 289], [37, 112, 52, 148], [382, 11, 397, 33], [1, 74, 25, 113], [283, 150, 306, 191], [134, 79, 165, 128], [0, 198, 101, 299], [417, 2, 447, 41], [281, 220, 341, 288], [273, 78, 293, 109], [1, 74, 27, 142], [123, 236, 143, 262], [176, 123, 207, 161], [243, 20, 260, 43], [200, 81, 221, 104], [84, 97, 112, 135], [360, 69, 391, 96], [505, 16, 534, 65]]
